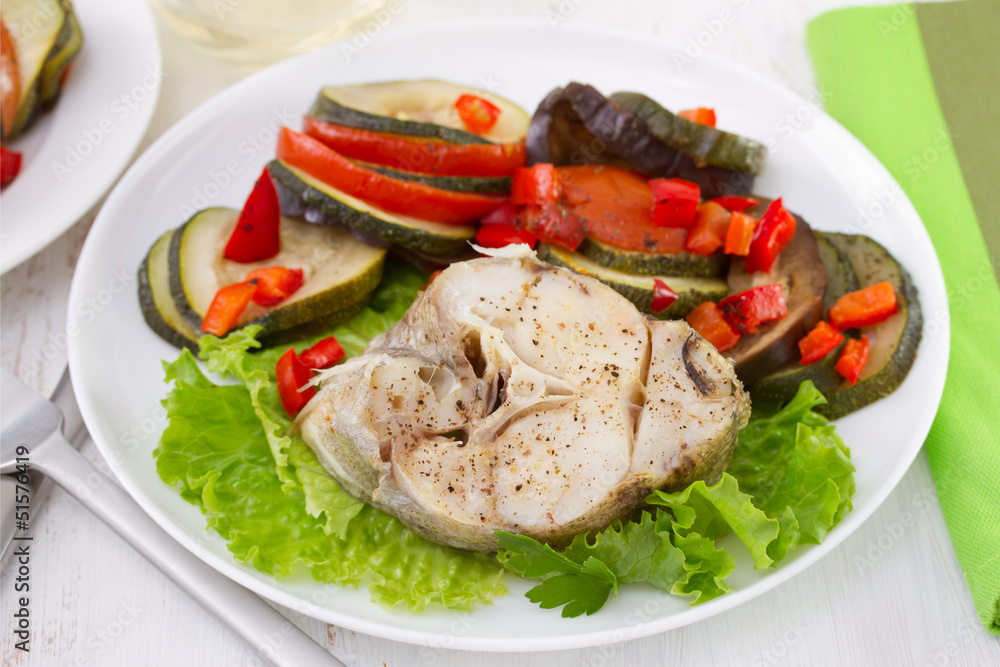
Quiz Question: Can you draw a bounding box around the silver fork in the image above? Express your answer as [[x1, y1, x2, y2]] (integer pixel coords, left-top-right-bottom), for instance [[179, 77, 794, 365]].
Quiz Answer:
[[0, 367, 344, 666]]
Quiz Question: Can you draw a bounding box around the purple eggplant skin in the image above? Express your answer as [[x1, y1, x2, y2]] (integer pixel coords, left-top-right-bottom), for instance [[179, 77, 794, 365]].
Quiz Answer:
[[724, 208, 827, 386], [525, 83, 756, 199]]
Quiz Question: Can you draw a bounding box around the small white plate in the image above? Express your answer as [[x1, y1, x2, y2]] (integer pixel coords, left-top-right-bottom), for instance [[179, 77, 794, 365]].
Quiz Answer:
[[0, 0, 160, 273], [67, 20, 949, 652]]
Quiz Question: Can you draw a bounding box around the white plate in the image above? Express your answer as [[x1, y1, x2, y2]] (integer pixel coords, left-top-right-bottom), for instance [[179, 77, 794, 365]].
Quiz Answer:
[[67, 20, 949, 652], [0, 0, 160, 273]]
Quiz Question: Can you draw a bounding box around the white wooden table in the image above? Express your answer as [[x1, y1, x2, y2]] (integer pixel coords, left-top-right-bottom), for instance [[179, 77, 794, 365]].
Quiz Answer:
[[3, 1, 999, 665]]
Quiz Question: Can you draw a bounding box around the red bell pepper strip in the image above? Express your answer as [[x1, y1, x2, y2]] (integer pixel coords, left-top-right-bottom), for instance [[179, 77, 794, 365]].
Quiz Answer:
[[650, 178, 700, 229], [299, 336, 345, 369], [245, 266, 304, 307], [718, 284, 788, 335], [723, 211, 756, 256], [679, 107, 717, 127], [0, 145, 21, 187], [517, 203, 585, 251], [650, 279, 679, 313], [828, 281, 899, 330], [276, 348, 317, 417], [686, 301, 740, 352], [276, 127, 507, 225], [798, 320, 845, 364], [475, 223, 537, 249], [511, 163, 560, 206], [710, 195, 759, 212], [685, 201, 731, 256], [480, 201, 518, 226], [745, 198, 796, 273], [834, 335, 871, 385], [200, 281, 257, 337], [224, 167, 282, 263], [302, 117, 526, 177], [556, 165, 687, 254], [454, 94, 502, 134]]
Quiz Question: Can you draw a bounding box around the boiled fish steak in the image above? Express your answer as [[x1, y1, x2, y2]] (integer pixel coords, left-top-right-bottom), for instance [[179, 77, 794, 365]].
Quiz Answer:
[[297, 251, 750, 552]]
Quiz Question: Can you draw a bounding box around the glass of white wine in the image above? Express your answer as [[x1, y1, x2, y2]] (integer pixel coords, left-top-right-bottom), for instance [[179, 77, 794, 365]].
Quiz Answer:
[[148, 0, 391, 69]]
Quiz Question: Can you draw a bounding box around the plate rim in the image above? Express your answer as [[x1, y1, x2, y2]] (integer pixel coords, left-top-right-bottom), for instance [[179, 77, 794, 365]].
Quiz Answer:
[[66, 17, 950, 652]]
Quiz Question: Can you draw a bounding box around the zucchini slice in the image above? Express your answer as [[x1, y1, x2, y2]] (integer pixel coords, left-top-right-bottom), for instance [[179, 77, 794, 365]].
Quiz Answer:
[[138, 229, 199, 351], [537, 244, 729, 319], [609, 91, 767, 176], [747, 230, 861, 402], [269, 160, 476, 257], [358, 160, 511, 194], [1, 0, 81, 139], [576, 236, 729, 279], [168, 207, 386, 344], [308, 80, 530, 145], [815, 233, 922, 420]]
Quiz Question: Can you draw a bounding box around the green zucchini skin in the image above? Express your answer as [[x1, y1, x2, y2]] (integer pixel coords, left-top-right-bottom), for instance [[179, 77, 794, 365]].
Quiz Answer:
[[358, 161, 511, 194], [537, 244, 729, 320], [137, 231, 199, 352], [609, 91, 767, 176], [268, 160, 476, 258], [576, 237, 729, 279], [167, 206, 386, 347], [813, 233, 922, 420]]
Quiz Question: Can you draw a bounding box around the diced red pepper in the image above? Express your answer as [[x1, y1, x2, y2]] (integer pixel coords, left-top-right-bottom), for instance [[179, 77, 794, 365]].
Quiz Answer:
[[454, 94, 502, 134], [718, 284, 788, 335], [276, 127, 506, 224], [276, 348, 317, 417], [723, 211, 756, 256], [425, 269, 443, 288], [245, 266, 304, 307], [223, 167, 281, 263], [834, 335, 871, 385], [745, 198, 797, 273], [650, 178, 700, 229], [200, 281, 257, 336], [475, 223, 537, 249], [511, 163, 560, 206], [798, 321, 845, 364], [710, 195, 759, 212], [828, 281, 899, 330], [1, 145, 21, 187], [299, 336, 345, 369], [686, 302, 740, 352], [517, 203, 585, 251], [650, 279, 679, 313], [679, 107, 717, 127], [480, 201, 518, 226], [302, 117, 526, 177], [685, 201, 731, 255]]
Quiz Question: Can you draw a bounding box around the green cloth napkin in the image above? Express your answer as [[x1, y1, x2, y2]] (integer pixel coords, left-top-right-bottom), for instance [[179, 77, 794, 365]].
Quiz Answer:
[[807, 0, 1000, 636]]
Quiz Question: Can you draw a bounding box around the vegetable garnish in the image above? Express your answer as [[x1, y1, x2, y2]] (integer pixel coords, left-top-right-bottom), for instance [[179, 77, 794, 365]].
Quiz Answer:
[[650, 178, 700, 229], [798, 321, 844, 364], [0, 145, 21, 187], [517, 203, 585, 251], [302, 117, 526, 177], [0, 19, 19, 138], [245, 266, 304, 307], [718, 285, 788, 335], [498, 381, 855, 617], [829, 281, 899, 330], [686, 301, 740, 352], [276, 347, 316, 417], [224, 167, 282, 263], [475, 222, 538, 250], [723, 211, 756, 256], [835, 336, 871, 385], [650, 279, 679, 313], [298, 335, 345, 369], [510, 163, 560, 205], [745, 198, 796, 273], [200, 282, 257, 336], [276, 127, 507, 224], [710, 195, 759, 212], [678, 107, 717, 127], [685, 201, 731, 256], [454, 93, 502, 134]]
